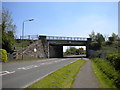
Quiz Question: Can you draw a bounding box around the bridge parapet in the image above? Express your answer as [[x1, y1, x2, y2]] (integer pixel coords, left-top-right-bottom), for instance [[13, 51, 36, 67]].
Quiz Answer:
[[46, 36, 87, 41]]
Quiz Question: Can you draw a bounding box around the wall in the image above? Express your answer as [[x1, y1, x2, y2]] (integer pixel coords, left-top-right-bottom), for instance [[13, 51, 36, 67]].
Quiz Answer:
[[14, 40, 46, 59]]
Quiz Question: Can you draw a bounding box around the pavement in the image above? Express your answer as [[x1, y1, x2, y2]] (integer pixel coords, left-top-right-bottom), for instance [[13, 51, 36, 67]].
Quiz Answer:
[[1, 58, 79, 88], [72, 58, 99, 88]]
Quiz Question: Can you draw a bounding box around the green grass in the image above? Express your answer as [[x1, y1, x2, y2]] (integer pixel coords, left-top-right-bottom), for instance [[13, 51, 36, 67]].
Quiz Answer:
[[91, 60, 116, 88], [26, 59, 86, 88]]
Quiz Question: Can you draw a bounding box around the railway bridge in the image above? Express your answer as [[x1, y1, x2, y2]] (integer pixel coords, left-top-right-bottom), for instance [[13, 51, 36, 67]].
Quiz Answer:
[[39, 35, 91, 58]]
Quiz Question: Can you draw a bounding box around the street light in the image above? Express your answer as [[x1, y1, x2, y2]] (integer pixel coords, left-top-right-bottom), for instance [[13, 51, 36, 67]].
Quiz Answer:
[[22, 19, 34, 60]]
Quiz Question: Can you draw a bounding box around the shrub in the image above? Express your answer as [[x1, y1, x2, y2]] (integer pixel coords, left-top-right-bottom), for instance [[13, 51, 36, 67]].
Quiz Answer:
[[0, 49, 8, 62], [106, 53, 120, 71]]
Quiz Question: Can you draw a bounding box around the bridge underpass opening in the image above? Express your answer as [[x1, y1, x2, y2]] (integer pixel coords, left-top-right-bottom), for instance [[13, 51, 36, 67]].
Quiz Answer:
[[63, 46, 86, 58]]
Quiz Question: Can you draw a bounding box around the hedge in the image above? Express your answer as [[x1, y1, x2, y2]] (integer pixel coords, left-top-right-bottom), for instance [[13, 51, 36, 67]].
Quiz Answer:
[[0, 49, 8, 62]]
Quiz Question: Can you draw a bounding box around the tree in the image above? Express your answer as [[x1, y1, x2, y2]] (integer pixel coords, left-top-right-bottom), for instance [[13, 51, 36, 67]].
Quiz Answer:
[[89, 30, 96, 41], [89, 31, 105, 50], [65, 47, 77, 55], [95, 33, 105, 44], [111, 33, 118, 41], [2, 8, 16, 53], [89, 31, 105, 43]]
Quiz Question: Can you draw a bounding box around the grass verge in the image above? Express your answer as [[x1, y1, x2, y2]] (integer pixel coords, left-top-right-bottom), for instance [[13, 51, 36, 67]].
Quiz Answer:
[[91, 60, 116, 88], [26, 59, 86, 88]]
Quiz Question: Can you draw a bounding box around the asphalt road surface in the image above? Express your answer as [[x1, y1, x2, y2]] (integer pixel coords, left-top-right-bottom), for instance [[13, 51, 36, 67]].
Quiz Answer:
[[1, 58, 80, 88]]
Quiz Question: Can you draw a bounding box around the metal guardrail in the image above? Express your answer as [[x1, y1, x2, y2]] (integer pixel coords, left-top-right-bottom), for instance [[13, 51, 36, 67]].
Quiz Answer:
[[46, 36, 87, 41]]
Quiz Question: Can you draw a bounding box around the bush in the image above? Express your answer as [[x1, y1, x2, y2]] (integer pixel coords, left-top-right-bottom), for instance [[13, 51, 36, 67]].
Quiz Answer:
[[0, 49, 8, 62], [93, 58, 120, 88], [106, 53, 120, 71]]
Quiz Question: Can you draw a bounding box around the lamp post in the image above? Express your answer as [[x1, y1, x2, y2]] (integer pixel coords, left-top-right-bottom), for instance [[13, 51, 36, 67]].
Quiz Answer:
[[22, 19, 34, 60]]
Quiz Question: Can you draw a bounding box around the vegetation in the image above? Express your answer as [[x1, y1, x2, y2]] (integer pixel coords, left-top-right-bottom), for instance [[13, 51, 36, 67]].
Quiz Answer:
[[14, 39, 34, 51], [1, 7, 36, 54], [92, 60, 116, 88], [100, 41, 119, 54], [106, 53, 120, 72], [89, 31, 120, 88], [0, 49, 8, 62], [89, 42, 101, 50], [92, 58, 120, 88], [26, 59, 86, 88], [1, 8, 16, 53], [89, 31, 105, 50], [64, 47, 85, 55], [109, 33, 119, 42]]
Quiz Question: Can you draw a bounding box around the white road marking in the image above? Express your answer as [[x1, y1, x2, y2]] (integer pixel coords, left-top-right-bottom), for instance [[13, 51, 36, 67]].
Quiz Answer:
[[18, 65, 36, 70], [0, 71, 15, 76], [36, 58, 56, 62], [17, 59, 68, 71], [61, 59, 67, 61], [17, 62, 54, 70], [22, 59, 78, 88]]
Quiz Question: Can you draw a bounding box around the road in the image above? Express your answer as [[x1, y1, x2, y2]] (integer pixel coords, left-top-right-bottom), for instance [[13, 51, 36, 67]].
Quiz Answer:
[[1, 58, 80, 88]]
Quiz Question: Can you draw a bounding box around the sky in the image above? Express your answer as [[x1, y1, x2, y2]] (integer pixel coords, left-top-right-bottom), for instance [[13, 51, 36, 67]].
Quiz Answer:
[[2, 2, 118, 39]]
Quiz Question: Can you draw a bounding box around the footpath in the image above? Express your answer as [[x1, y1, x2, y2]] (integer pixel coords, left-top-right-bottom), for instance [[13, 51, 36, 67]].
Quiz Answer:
[[72, 58, 99, 88]]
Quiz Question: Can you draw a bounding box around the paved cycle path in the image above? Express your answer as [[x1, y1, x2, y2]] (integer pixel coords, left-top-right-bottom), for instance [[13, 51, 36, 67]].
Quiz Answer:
[[72, 58, 99, 88]]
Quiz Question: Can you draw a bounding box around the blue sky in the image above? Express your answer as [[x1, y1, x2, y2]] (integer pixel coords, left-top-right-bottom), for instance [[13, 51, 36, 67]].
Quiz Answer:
[[2, 2, 118, 38]]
